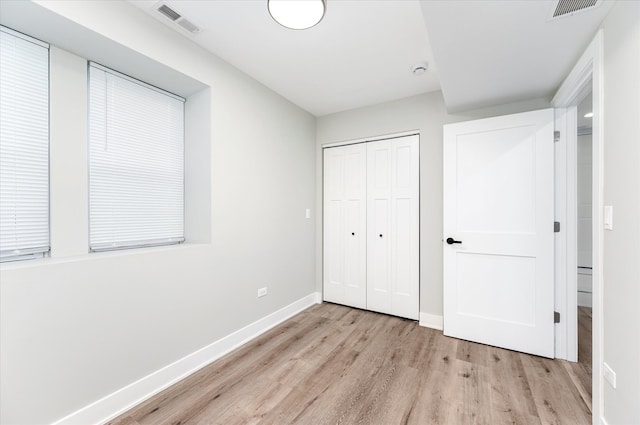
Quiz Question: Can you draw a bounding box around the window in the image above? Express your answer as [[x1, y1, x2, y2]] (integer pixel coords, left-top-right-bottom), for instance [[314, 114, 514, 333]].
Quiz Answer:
[[0, 27, 50, 262], [88, 63, 185, 252]]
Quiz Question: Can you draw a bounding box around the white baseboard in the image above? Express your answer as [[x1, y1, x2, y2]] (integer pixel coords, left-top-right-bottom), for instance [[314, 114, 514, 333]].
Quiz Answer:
[[52, 292, 322, 425], [419, 312, 443, 331]]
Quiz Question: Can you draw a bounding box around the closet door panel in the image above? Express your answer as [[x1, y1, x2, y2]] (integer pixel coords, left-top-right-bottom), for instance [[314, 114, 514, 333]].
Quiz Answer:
[[368, 198, 391, 313], [344, 199, 364, 303], [323, 144, 366, 309], [394, 198, 412, 295], [367, 140, 393, 315], [323, 149, 344, 304], [324, 199, 343, 301], [367, 136, 419, 319], [390, 136, 420, 320]]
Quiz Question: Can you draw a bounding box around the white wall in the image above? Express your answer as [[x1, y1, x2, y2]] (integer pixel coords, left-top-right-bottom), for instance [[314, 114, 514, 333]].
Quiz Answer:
[[315, 92, 550, 317], [0, 2, 316, 424], [600, 1, 640, 423]]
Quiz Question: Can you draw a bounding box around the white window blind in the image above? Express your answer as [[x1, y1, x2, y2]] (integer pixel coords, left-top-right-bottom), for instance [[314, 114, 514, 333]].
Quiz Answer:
[[0, 27, 50, 262], [88, 63, 185, 252]]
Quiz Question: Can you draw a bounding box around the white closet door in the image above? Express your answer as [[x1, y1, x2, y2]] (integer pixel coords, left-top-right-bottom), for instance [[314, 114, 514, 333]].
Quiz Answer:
[[323, 144, 367, 309], [367, 135, 419, 320]]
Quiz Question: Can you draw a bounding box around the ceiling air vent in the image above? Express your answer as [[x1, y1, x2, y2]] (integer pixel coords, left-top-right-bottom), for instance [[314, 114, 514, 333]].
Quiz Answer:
[[157, 4, 181, 21], [551, 0, 601, 19], [155, 2, 201, 34]]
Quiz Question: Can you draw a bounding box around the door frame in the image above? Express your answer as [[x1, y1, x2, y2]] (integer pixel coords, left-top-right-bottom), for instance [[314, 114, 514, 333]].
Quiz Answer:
[[551, 29, 603, 424], [321, 129, 419, 148]]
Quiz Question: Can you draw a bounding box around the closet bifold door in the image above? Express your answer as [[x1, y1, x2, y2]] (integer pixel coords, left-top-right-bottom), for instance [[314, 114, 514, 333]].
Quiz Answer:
[[323, 143, 367, 309], [366, 135, 419, 320]]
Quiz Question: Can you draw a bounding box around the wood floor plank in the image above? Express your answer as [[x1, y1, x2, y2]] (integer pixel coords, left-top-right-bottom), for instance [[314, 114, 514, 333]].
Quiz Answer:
[[555, 306, 593, 414], [403, 330, 459, 425], [404, 368, 457, 425], [488, 347, 541, 425], [448, 359, 493, 425], [521, 354, 592, 425], [108, 303, 592, 425], [356, 363, 419, 425], [257, 314, 382, 425], [108, 318, 305, 424], [388, 324, 436, 369], [283, 315, 404, 425], [561, 359, 592, 414], [456, 338, 491, 367], [153, 316, 338, 425]]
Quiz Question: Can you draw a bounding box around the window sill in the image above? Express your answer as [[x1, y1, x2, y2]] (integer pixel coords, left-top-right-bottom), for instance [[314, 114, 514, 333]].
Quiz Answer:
[[0, 241, 212, 270]]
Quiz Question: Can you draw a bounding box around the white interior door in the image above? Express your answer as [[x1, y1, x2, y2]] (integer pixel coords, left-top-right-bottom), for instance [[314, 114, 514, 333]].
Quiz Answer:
[[323, 144, 367, 309], [443, 109, 555, 358], [367, 135, 419, 320]]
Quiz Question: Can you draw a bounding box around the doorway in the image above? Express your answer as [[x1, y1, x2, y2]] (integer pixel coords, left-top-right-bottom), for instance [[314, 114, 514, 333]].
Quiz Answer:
[[566, 91, 594, 410], [551, 29, 603, 425]]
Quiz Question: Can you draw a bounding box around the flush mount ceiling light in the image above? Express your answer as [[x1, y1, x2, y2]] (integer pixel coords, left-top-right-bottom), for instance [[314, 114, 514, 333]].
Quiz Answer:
[[268, 0, 326, 30], [584, 112, 594, 118], [411, 62, 429, 76]]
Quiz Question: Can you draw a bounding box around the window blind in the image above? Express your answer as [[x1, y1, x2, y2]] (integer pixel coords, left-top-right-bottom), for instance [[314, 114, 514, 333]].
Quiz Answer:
[[88, 63, 185, 252], [0, 27, 50, 261]]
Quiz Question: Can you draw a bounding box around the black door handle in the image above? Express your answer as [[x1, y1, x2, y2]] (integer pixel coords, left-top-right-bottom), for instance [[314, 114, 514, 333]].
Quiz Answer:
[[446, 237, 462, 245]]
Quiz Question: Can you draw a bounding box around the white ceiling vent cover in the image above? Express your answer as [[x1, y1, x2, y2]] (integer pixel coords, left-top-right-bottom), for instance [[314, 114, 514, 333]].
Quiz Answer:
[[155, 2, 201, 34], [550, 0, 601, 19]]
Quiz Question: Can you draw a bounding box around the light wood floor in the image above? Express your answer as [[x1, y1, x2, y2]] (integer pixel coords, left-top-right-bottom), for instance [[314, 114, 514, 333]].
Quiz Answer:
[[109, 303, 592, 425]]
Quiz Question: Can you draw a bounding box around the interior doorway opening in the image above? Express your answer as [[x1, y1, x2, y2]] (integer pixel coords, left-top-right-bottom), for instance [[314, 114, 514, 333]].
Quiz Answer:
[[567, 90, 594, 411], [551, 29, 603, 424]]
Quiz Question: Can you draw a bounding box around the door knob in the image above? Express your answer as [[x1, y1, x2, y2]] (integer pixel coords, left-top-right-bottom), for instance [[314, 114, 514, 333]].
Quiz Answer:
[[446, 237, 462, 245]]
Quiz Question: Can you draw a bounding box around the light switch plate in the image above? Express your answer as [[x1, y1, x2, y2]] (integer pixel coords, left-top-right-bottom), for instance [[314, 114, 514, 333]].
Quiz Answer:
[[604, 205, 613, 230], [305, 208, 311, 219]]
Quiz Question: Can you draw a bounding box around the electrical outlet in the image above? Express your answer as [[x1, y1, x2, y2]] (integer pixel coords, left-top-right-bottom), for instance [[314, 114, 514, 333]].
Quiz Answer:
[[258, 287, 268, 298], [603, 362, 616, 389]]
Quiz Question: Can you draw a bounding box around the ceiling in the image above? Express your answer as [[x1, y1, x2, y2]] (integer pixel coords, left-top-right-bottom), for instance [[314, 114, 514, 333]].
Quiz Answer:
[[420, 0, 613, 112], [130, 0, 439, 116], [129, 0, 614, 116]]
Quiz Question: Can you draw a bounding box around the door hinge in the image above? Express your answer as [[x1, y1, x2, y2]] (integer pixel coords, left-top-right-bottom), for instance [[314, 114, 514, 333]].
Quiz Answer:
[[554, 221, 560, 232], [554, 311, 561, 323], [554, 131, 560, 142]]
